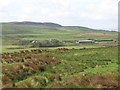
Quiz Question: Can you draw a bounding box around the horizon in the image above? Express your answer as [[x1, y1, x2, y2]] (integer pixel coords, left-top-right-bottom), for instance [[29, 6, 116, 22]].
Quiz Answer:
[[1, 21, 118, 31]]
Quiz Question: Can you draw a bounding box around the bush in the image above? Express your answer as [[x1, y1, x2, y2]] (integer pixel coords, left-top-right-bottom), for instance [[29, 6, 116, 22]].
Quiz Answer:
[[31, 39, 63, 47], [95, 39, 113, 42], [17, 40, 31, 46]]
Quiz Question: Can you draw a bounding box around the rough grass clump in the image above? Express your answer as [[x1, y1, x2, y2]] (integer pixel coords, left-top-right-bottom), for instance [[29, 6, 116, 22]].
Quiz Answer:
[[2, 55, 60, 87], [48, 73, 118, 88]]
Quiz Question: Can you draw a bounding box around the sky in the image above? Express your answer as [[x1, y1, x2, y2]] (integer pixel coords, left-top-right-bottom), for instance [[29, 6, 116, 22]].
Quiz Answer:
[[0, 0, 119, 31]]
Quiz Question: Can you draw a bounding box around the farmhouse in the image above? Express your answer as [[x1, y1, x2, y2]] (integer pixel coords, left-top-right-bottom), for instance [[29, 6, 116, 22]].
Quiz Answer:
[[30, 40, 38, 43], [76, 40, 93, 43]]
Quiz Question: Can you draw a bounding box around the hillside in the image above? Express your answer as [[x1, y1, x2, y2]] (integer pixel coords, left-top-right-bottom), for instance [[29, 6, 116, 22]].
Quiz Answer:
[[2, 21, 118, 52], [2, 21, 117, 38], [2, 21, 111, 35], [1, 22, 119, 88], [2, 21, 62, 27]]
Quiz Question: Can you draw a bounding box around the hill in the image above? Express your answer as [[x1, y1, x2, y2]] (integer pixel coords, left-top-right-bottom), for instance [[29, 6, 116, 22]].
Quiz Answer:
[[1, 22, 119, 88], [2, 21, 118, 48], [2, 21, 62, 27], [2, 21, 111, 35]]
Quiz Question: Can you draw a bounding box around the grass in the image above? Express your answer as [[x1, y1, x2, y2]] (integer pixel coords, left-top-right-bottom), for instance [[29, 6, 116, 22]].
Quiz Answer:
[[2, 24, 117, 54], [8, 46, 117, 88], [2, 24, 118, 46], [2, 45, 39, 53], [1, 23, 118, 88], [66, 63, 118, 79], [2, 44, 105, 53], [2, 46, 117, 88]]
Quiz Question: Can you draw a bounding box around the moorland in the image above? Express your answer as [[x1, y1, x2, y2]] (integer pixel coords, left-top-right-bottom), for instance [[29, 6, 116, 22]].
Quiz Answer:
[[1, 21, 119, 88]]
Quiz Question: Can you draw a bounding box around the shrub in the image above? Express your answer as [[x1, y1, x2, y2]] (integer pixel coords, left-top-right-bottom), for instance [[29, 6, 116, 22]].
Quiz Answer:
[[31, 39, 63, 47], [18, 40, 31, 46]]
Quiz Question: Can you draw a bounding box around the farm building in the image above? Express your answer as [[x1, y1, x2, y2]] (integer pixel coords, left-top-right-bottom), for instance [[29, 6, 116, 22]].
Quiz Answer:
[[76, 40, 93, 43], [30, 40, 38, 43]]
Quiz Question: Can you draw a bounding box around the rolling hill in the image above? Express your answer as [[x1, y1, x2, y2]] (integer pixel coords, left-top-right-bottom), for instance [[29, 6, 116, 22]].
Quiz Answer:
[[1, 22, 119, 88], [2, 21, 118, 48], [2, 21, 111, 34]]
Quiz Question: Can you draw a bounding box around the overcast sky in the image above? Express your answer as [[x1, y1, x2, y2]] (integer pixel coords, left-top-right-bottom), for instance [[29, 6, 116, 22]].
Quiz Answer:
[[0, 0, 119, 31]]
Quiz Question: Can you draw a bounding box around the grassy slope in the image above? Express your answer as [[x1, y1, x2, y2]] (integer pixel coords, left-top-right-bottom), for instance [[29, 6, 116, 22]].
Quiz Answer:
[[2, 24, 118, 41], [2, 23, 118, 52], [1, 23, 118, 88], [13, 46, 118, 88]]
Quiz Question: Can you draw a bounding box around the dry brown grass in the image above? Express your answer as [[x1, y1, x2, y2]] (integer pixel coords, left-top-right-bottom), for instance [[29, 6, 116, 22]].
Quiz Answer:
[[49, 73, 119, 88], [89, 73, 118, 88], [2, 55, 60, 87]]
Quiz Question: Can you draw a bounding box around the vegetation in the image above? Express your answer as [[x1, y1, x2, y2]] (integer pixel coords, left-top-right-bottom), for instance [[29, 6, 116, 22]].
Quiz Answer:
[[1, 47, 119, 88], [1, 22, 119, 88], [95, 39, 114, 42], [31, 39, 63, 47]]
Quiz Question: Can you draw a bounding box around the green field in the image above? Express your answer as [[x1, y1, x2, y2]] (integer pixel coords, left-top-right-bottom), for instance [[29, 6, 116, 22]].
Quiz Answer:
[[2, 23, 118, 45], [1, 22, 119, 88]]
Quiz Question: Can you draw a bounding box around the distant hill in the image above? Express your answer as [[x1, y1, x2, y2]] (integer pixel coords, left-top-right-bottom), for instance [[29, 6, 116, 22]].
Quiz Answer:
[[2, 21, 118, 46], [2, 21, 110, 32], [2, 21, 113, 32], [63, 26, 93, 30], [2, 21, 114, 35], [2, 21, 62, 27]]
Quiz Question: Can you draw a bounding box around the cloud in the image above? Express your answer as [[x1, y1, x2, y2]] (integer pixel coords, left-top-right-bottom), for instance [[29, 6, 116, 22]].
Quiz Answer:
[[0, 0, 118, 30]]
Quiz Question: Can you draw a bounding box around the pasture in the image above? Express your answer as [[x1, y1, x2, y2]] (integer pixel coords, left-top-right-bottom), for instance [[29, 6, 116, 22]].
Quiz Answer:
[[1, 22, 119, 88], [1, 46, 119, 88]]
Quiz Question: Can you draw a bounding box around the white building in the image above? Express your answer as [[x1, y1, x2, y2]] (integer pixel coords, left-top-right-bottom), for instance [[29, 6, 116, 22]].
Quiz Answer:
[[76, 40, 93, 43], [31, 40, 38, 43]]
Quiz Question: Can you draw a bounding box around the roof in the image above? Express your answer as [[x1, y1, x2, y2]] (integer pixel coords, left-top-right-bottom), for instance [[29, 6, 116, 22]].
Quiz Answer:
[[78, 40, 93, 42], [76, 40, 93, 43]]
